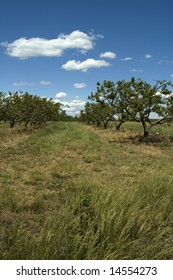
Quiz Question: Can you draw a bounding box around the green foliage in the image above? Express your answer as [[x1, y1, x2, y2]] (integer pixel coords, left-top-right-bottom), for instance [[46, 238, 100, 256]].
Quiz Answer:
[[81, 78, 173, 140], [0, 91, 63, 128]]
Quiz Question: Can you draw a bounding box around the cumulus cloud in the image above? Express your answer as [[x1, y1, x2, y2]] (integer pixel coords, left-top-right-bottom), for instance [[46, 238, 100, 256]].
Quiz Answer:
[[121, 57, 133, 61], [1, 30, 97, 59], [145, 54, 152, 59], [40, 80, 51, 85], [69, 99, 86, 106], [74, 83, 86, 88], [54, 100, 69, 106], [56, 92, 68, 98], [61, 58, 111, 72], [54, 98, 86, 116], [99, 51, 116, 59]]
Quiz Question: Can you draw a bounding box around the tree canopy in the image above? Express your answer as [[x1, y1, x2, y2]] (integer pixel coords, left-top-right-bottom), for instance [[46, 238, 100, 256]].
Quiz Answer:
[[80, 77, 173, 140], [0, 91, 64, 128]]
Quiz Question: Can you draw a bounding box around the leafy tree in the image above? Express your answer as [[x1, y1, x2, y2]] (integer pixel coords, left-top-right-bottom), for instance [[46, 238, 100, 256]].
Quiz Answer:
[[81, 78, 173, 140], [79, 102, 100, 126], [87, 81, 117, 128], [0, 92, 6, 121], [115, 78, 173, 140], [0, 92, 62, 128], [2, 92, 23, 128]]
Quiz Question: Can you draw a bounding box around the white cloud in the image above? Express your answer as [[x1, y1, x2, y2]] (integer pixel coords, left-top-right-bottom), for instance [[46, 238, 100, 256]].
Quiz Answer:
[[145, 54, 152, 59], [99, 51, 116, 59], [13, 82, 35, 86], [95, 34, 104, 39], [56, 92, 68, 98], [1, 30, 97, 59], [63, 106, 76, 112], [69, 99, 86, 106], [54, 98, 86, 116], [156, 91, 170, 97], [121, 57, 133, 61], [74, 83, 86, 88], [40, 80, 51, 85], [54, 99, 69, 106], [131, 69, 143, 72], [171, 74, 173, 78], [75, 95, 80, 98], [65, 100, 86, 115], [61, 58, 111, 72]]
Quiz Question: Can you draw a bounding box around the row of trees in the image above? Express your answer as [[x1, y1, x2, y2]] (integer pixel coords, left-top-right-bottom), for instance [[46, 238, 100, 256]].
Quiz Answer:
[[0, 91, 66, 128], [79, 77, 173, 140]]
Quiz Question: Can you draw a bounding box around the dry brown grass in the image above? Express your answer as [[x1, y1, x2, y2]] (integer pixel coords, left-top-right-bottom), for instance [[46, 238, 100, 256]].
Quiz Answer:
[[1, 121, 173, 259]]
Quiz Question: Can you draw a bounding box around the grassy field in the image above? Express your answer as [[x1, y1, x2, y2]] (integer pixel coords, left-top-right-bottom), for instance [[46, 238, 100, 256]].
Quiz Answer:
[[0, 121, 173, 259]]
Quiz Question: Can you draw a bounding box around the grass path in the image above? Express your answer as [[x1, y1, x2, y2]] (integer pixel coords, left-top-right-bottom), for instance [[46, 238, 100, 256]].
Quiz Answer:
[[0, 122, 173, 259]]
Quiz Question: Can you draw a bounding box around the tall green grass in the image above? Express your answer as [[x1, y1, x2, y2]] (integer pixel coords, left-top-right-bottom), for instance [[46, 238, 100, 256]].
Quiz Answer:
[[0, 121, 173, 259]]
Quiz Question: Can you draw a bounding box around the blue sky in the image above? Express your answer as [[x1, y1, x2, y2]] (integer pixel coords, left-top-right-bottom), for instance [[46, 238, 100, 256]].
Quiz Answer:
[[1, 0, 173, 115]]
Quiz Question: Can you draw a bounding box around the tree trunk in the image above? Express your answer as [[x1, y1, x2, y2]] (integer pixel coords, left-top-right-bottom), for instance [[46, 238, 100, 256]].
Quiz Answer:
[[103, 122, 108, 129], [141, 119, 149, 142], [9, 119, 15, 128], [116, 121, 123, 131]]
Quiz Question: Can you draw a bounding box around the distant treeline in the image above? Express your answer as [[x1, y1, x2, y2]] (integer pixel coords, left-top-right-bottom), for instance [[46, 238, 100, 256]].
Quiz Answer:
[[0, 91, 72, 128]]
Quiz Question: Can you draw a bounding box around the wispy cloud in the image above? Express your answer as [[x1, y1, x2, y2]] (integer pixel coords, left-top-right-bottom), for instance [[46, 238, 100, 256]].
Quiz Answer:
[[158, 60, 165, 65], [158, 59, 173, 66], [170, 74, 173, 78], [74, 83, 86, 89], [121, 57, 133, 61], [13, 82, 35, 86], [61, 58, 111, 72], [56, 92, 68, 98], [145, 54, 152, 59], [1, 30, 98, 59], [13, 80, 51, 86], [99, 51, 116, 59], [40, 80, 51, 85], [131, 69, 143, 73]]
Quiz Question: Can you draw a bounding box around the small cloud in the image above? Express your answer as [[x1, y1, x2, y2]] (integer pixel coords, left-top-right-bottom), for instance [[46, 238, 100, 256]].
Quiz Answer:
[[74, 83, 86, 89], [145, 54, 152, 59], [121, 57, 133, 61], [40, 80, 51, 85], [61, 58, 111, 72], [95, 34, 104, 39], [170, 74, 173, 78], [75, 95, 80, 98], [100, 51, 116, 59], [56, 92, 68, 98], [131, 69, 143, 73]]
